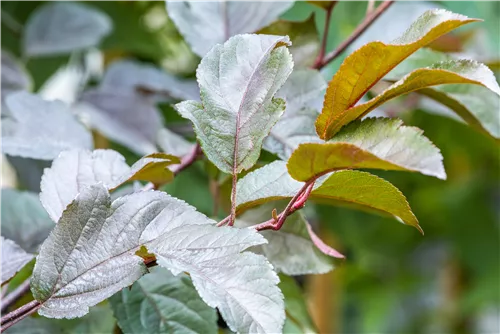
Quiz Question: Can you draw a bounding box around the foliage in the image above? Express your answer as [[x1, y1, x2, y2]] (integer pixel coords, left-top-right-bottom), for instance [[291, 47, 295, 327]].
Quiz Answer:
[[1, 1, 499, 333]]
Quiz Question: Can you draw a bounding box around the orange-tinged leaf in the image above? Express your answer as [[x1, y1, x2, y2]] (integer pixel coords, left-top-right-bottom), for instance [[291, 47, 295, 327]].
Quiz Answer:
[[316, 9, 480, 139]]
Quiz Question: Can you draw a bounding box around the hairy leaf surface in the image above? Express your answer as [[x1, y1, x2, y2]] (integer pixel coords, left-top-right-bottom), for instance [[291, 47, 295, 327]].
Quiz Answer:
[[176, 34, 293, 174], [2, 237, 34, 283], [1, 189, 53, 253], [166, 1, 294, 56], [330, 60, 500, 131], [110, 268, 217, 334], [40, 149, 179, 222], [2, 92, 93, 160], [237, 203, 333, 275], [24, 2, 112, 57], [289, 118, 445, 181], [31, 184, 216, 318], [316, 9, 479, 139]]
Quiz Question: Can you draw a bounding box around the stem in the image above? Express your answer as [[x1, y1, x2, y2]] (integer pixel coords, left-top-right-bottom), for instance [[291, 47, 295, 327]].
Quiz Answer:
[[1, 300, 41, 330], [1, 278, 31, 313], [312, 1, 338, 69], [313, 0, 394, 70], [228, 172, 238, 226], [171, 143, 202, 176]]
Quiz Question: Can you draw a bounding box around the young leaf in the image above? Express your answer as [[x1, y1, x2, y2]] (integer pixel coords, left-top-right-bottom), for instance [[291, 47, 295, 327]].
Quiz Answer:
[[1, 189, 53, 253], [100, 60, 200, 101], [2, 92, 93, 160], [236, 203, 334, 275], [150, 232, 285, 334], [31, 184, 217, 318], [1, 237, 34, 284], [176, 34, 293, 174], [387, 48, 500, 139], [110, 268, 217, 334], [1, 51, 31, 102], [156, 128, 194, 157], [23, 2, 112, 57], [166, 1, 294, 56], [76, 89, 162, 155], [329, 60, 500, 131], [279, 275, 319, 334], [40, 149, 179, 222], [315, 9, 479, 139], [289, 118, 445, 181]]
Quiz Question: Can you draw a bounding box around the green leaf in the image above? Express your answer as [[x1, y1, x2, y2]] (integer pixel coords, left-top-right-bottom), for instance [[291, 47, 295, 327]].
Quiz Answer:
[[1, 237, 34, 284], [150, 226, 285, 334], [311, 170, 421, 232], [315, 9, 479, 140], [328, 59, 500, 131], [278, 68, 326, 115], [236, 161, 420, 231], [23, 2, 112, 57], [40, 149, 180, 222], [32, 184, 217, 318], [176, 34, 293, 174], [236, 203, 334, 275], [387, 48, 500, 139], [77, 89, 163, 156], [236, 161, 304, 213], [110, 267, 217, 334], [289, 118, 445, 181], [1, 189, 53, 253], [279, 274, 318, 334], [166, 1, 294, 57], [2, 92, 93, 160], [1, 51, 31, 101]]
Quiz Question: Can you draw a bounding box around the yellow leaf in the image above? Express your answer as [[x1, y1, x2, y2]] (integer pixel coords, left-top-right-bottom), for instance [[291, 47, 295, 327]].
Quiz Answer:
[[316, 9, 479, 140]]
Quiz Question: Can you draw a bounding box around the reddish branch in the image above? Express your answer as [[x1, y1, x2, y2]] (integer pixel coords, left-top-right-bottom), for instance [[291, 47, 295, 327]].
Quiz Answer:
[[313, 1, 338, 69], [171, 143, 202, 176], [1, 300, 41, 331], [313, 0, 394, 70], [1, 278, 31, 313]]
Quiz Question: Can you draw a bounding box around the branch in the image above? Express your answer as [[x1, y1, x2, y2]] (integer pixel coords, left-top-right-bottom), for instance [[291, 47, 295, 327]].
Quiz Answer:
[[0, 300, 41, 331], [1, 278, 31, 313], [171, 143, 202, 176], [313, 0, 394, 70], [312, 1, 338, 69]]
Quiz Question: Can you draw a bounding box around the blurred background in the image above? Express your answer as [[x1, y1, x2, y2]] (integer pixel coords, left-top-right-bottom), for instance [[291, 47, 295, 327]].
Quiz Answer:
[[2, 1, 499, 333]]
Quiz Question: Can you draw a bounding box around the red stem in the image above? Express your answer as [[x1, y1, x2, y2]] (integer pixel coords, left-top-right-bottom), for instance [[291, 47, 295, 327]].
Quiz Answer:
[[313, 0, 394, 70], [171, 143, 202, 176], [313, 1, 337, 69], [1, 278, 31, 313], [1, 300, 41, 330]]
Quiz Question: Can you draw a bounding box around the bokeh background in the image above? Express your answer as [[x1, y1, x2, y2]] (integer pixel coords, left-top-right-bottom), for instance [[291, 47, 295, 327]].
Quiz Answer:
[[2, 1, 499, 333]]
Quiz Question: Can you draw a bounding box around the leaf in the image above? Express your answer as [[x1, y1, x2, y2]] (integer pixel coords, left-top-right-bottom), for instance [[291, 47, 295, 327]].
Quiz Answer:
[[236, 161, 304, 213], [2, 92, 93, 160], [100, 60, 200, 101], [1, 51, 31, 102], [166, 1, 294, 56], [1, 189, 53, 253], [236, 203, 334, 275], [176, 34, 293, 174], [289, 118, 446, 181], [277, 69, 327, 114], [387, 48, 500, 139], [150, 230, 285, 334], [279, 274, 318, 334], [328, 60, 500, 131], [76, 89, 163, 155], [311, 170, 421, 232], [236, 161, 420, 231], [110, 267, 217, 334], [6, 156, 51, 192], [156, 128, 194, 157], [1, 237, 34, 284], [23, 2, 112, 57], [315, 9, 479, 139], [31, 183, 217, 318], [40, 149, 179, 222]]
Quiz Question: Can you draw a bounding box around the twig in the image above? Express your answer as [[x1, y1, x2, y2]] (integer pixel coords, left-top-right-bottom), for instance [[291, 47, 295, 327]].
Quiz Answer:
[[313, 0, 394, 70], [1, 278, 31, 313], [0, 300, 41, 331], [171, 143, 202, 176], [251, 180, 315, 231], [228, 172, 238, 226], [312, 1, 338, 69]]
